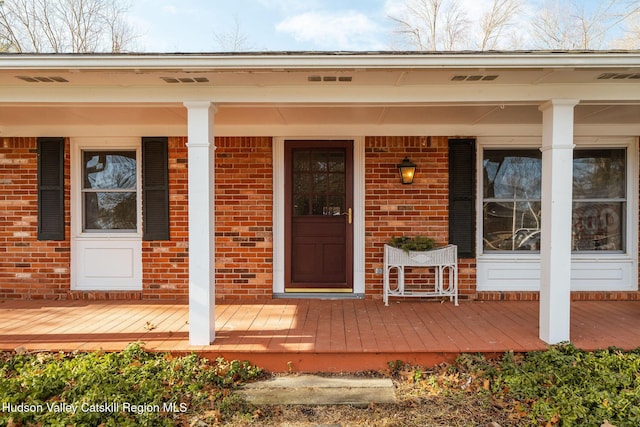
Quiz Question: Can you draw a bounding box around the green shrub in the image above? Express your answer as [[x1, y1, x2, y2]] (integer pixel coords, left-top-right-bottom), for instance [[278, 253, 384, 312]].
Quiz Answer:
[[0, 343, 264, 426], [387, 236, 437, 252], [475, 344, 640, 426]]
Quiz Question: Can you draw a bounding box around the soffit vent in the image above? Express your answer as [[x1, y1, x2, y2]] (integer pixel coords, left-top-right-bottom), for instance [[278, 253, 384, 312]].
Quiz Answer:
[[161, 77, 210, 83], [597, 73, 640, 80], [308, 75, 353, 82], [16, 76, 69, 83], [451, 75, 499, 82]]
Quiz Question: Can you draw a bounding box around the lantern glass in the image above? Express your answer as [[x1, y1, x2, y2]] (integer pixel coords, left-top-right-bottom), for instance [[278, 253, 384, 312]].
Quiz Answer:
[[397, 157, 416, 184]]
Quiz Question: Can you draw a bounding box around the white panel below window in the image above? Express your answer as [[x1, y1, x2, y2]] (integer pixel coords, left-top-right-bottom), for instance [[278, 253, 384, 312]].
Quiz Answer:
[[477, 257, 637, 292], [72, 238, 142, 290]]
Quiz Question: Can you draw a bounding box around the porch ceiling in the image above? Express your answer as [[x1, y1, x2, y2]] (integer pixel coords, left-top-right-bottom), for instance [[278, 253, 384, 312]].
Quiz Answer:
[[0, 102, 638, 130], [0, 52, 638, 133]]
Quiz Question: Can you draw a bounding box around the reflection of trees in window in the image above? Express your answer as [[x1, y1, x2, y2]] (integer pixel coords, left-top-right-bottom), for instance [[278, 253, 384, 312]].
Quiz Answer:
[[82, 151, 137, 231], [483, 150, 542, 251], [572, 149, 625, 251], [292, 149, 346, 216], [482, 148, 626, 253]]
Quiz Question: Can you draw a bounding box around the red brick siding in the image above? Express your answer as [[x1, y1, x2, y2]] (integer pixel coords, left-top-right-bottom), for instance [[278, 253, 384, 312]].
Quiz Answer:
[[1, 134, 639, 302], [364, 136, 475, 300], [0, 137, 71, 299], [140, 136, 189, 300], [215, 137, 273, 300]]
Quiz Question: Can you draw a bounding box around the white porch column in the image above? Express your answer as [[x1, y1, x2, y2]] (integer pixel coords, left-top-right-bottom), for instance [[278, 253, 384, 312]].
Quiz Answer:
[[184, 101, 217, 345], [538, 99, 578, 344]]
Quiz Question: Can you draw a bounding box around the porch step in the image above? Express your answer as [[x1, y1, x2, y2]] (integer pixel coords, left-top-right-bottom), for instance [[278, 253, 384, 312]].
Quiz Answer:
[[237, 375, 396, 406]]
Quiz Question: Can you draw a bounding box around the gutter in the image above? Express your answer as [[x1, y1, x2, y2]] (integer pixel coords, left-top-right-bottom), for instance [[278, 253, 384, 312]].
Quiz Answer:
[[1, 51, 640, 71]]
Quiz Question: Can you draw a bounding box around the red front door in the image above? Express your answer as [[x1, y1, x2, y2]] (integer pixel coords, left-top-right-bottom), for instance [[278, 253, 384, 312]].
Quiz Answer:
[[284, 140, 354, 291]]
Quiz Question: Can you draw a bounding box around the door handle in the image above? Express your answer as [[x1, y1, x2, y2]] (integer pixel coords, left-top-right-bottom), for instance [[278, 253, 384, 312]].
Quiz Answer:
[[344, 208, 352, 224]]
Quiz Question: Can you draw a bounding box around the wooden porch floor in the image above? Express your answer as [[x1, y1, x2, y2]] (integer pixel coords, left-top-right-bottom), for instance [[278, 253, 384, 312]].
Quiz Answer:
[[1, 299, 640, 372]]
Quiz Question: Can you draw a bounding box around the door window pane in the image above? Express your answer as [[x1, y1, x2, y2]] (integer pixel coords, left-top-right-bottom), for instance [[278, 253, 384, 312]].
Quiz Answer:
[[292, 148, 346, 217], [84, 192, 137, 230], [82, 150, 137, 231]]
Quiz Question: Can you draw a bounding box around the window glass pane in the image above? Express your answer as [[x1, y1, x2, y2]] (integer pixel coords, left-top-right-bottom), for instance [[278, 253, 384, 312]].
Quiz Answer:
[[573, 149, 625, 199], [83, 151, 136, 190], [481, 147, 627, 254], [293, 172, 311, 194], [483, 150, 541, 199], [572, 202, 623, 251], [483, 201, 541, 251], [328, 172, 345, 194], [327, 151, 345, 172], [292, 150, 311, 172], [291, 148, 346, 216], [326, 195, 345, 215], [313, 173, 328, 193], [312, 156, 328, 172], [311, 195, 325, 215], [293, 195, 310, 216], [84, 192, 137, 230]]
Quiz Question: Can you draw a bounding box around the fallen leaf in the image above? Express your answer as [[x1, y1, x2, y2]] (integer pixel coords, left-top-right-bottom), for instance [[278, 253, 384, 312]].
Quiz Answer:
[[144, 321, 156, 331]]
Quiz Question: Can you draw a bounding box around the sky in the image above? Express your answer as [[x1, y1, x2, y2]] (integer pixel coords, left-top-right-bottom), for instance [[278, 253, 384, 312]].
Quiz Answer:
[[127, 0, 632, 53], [128, 0, 412, 52]]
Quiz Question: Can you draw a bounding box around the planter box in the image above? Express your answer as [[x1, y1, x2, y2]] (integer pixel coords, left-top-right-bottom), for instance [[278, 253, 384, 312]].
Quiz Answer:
[[383, 244, 458, 306]]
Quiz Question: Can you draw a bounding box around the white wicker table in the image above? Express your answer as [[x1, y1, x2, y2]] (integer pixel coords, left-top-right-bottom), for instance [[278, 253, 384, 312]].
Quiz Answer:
[[383, 244, 458, 306]]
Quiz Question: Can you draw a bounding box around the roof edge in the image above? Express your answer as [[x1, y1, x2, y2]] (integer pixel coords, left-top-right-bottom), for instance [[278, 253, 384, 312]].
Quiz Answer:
[[1, 50, 640, 71]]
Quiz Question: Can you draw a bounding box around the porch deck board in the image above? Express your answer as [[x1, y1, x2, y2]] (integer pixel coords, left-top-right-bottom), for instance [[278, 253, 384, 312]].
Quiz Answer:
[[2, 299, 640, 372]]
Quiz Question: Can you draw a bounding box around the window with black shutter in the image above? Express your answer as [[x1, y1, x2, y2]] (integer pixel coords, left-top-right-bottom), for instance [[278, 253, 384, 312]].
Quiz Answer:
[[37, 137, 65, 240], [142, 137, 170, 240], [448, 139, 476, 258]]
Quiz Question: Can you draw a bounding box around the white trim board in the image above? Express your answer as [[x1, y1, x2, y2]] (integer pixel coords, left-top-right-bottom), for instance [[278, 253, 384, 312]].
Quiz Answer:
[[272, 136, 366, 295]]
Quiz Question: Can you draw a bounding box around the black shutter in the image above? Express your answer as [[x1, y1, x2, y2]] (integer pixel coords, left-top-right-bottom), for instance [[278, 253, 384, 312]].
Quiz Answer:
[[448, 139, 476, 258], [142, 137, 170, 241], [37, 137, 65, 241]]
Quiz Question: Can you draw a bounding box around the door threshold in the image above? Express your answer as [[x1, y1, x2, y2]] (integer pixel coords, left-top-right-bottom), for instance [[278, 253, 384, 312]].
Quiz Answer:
[[275, 292, 365, 300], [285, 288, 353, 293]]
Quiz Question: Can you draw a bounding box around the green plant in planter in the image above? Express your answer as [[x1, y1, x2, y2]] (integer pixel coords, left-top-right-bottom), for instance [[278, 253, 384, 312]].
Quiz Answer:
[[387, 236, 437, 252]]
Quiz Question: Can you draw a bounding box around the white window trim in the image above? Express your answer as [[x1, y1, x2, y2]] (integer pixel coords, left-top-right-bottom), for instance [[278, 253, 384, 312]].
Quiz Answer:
[[71, 138, 143, 239], [476, 136, 638, 292], [70, 137, 143, 291]]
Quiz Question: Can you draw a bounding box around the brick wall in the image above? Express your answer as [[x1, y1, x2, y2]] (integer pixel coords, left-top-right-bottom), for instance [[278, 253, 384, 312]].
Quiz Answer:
[[140, 136, 189, 300], [214, 137, 273, 300], [0, 137, 71, 299], [1, 134, 638, 302], [363, 136, 475, 300]]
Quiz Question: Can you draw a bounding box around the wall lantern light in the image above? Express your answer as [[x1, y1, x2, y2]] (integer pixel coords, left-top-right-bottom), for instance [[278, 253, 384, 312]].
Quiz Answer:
[[397, 157, 417, 184]]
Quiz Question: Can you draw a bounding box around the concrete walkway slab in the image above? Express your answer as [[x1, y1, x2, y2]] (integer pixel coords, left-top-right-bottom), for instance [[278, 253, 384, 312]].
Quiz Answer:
[[238, 375, 396, 405]]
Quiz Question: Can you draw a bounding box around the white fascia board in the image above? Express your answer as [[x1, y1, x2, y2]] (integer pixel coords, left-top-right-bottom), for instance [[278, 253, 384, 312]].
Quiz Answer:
[[1, 52, 640, 71], [1, 82, 639, 104]]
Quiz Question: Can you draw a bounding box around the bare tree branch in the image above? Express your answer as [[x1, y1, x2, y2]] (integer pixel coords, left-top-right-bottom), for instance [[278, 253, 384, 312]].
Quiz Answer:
[[389, 0, 519, 51], [390, 0, 467, 50], [0, 0, 138, 52], [213, 15, 253, 52], [528, 0, 640, 49], [479, 0, 523, 50]]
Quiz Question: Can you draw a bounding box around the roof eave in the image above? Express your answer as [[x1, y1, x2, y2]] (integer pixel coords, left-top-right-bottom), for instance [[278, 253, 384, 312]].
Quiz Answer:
[[1, 51, 640, 71]]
